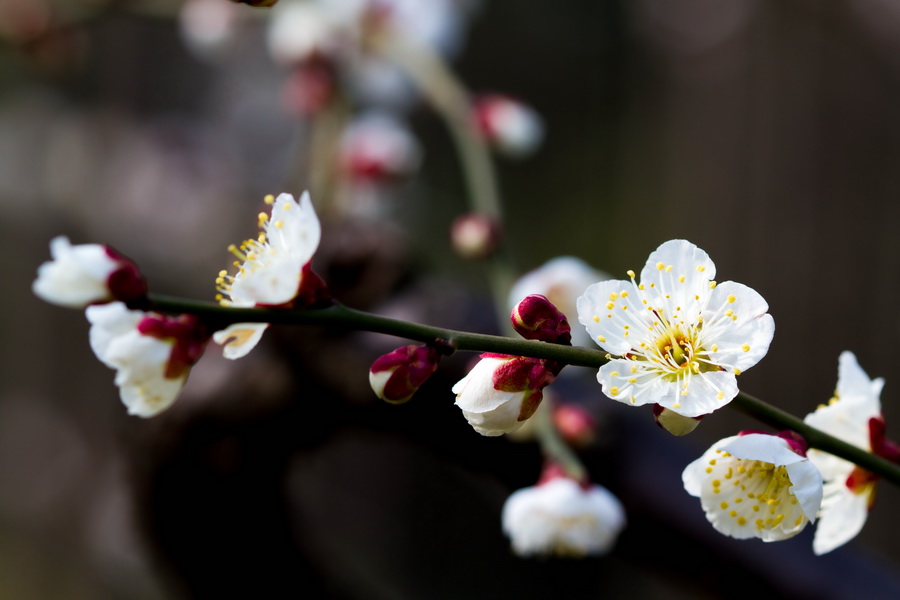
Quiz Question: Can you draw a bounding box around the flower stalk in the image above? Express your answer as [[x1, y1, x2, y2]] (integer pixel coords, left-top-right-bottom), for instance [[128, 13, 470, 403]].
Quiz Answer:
[[143, 292, 900, 487]]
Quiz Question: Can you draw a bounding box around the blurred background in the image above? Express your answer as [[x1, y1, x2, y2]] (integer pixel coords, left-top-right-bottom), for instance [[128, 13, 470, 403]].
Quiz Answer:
[[4, 0, 900, 597]]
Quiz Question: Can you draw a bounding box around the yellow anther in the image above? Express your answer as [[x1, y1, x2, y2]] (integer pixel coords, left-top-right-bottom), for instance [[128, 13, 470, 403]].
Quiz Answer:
[[678, 275, 685, 283], [711, 344, 719, 352], [741, 344, 750, 352], [697, 265, 706, 272], [609, 292, 618, 300], [606, 302, 615, 310], [709, 459, 717, 466], [729, 510, 737, 518], [597, 336, 606, 343], [264, 194, 275, 204], [638, 283, 645, 290], [720, 501, 729, 510], [610, 371, 619, 377], [706, 467, 713, 474], [621, 290, 629, 297], [727, 294, 736, 303], [737, 516, 747, 526], [630, 366, 638, 374], [627, 269, 636, 278], [709, 281, 717, 289], [665, 265, 673, 272], [725, 309, 734, 317], [592, 315, 600, 322], [274, 220, 284, 229], [281, 202, 291, 210], [627, 378, 637, 384], [734, 498, 743, 504], [752, 505, 760, 512], [656, 262, 665, 270], [218, 270, 227, 277], [621, 305, 628, 310], [733, 368, 742, 375], [610, 386, 620, 395], [712, 480, 721, 488]]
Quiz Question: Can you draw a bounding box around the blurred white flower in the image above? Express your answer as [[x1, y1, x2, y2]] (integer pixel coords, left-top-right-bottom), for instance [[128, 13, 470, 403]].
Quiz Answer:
[[87, 302, 208, 417], [33, 236, 146, 308], [338, 111, 421, 181], [577, 239, 774, 418], [502, 476, 625, 557], [804, 351, 893, 555], [682, 432, 823, 542]]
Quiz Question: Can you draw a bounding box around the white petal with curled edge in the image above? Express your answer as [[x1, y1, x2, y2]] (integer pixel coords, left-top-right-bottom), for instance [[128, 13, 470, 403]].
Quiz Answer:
[[213, 322, 269, 359]]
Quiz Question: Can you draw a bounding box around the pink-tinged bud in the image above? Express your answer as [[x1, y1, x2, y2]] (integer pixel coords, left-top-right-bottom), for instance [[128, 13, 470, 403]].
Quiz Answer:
[[369, 345, 441, 404], [281, 57, 337, 116], [553, 403, 596, 447], [652, 404, 703, 436], [33, 236, 147, 308], [338, 112, 422, 183], [291, 262, 332, 309], [511, 294, 571, 344], [452, 354, 561, 436], [450, 213, 501, 260], [473, 94, 544, 158]]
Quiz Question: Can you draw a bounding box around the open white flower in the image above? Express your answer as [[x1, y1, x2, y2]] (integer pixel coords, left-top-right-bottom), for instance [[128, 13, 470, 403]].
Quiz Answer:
[[576, 239, 774, 418], [214, 192, 325, 359], [804, 351, 887, 555], [87, 302, 208, 417], [682, 433, 823, 542], [502, 476, 625, 557], [33, 236, 146, 308]]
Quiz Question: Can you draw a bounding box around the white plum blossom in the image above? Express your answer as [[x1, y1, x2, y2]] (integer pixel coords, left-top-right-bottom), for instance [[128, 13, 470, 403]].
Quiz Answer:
[[33, 236, 146, 308], [452, 355, 553, 437], [510, 256, 610, 348], [214, 192, 325, 359], [804, 351, 889, 555], [682, 433, 823, 542], [576, 239, 774, 418], [502, 476, 625, 557], [87, 302, 208, 417]]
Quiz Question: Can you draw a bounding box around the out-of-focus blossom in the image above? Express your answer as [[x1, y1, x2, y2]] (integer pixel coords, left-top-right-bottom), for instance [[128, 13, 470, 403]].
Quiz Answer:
[[180, 0, 244, 58], [682, 432, 823, 542], [450, 213, 500, 260], [502, 467, 625, 557], [232, 0, 280, 7], [804, 351, 899, 555], [267, 0, 472, 107], [553, 403, 597, 447], [452, 354, 559, 436], [509, 256, 609, 348], [473, 94, 545, 158], [577, 239, 774, 419], [213, 192, 329, 359], [652, 404, 702, 436], [369, 344, 441, 404], [510, 294, 571, 345], [338, 111, 421, 182], [33, 236, 147, 308], [87, 302, 210, 417]]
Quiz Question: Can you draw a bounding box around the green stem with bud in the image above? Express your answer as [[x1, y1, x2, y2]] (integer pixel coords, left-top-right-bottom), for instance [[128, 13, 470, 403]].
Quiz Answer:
[[145, 294, 900, 487]]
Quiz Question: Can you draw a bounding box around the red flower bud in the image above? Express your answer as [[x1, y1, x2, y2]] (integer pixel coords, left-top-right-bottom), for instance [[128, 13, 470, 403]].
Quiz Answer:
[[510, 294, 571, 344], [369, 345, 441, 404]]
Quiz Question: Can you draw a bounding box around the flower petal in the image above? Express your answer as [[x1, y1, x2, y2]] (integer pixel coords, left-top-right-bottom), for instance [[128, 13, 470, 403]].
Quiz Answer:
[[213, 322, 269, 359], [812, 483, 873, 555]]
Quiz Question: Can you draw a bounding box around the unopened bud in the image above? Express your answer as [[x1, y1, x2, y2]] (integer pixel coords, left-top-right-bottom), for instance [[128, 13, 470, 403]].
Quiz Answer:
[[473, 94, 544, 158], [369, 345, 441, 404], [511, 294, 571, 344], [553, 403, 596, 447], [451, 213, 500, 260], [653, 404, 703, 436]]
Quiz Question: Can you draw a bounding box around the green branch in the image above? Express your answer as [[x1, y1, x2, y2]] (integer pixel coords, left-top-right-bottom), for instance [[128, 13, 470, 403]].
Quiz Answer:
[[146, 294, 900, 487]]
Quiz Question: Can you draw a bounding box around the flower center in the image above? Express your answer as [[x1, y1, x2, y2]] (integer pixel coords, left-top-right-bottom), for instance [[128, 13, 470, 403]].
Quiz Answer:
[[707, 451, 807, 533]]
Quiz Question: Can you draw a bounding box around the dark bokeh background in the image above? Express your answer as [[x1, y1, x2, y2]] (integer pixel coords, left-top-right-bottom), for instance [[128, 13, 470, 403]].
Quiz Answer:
[[4, 0, 900, 598]]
